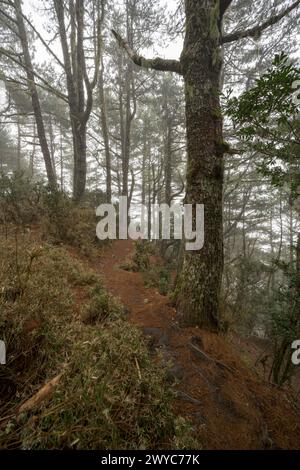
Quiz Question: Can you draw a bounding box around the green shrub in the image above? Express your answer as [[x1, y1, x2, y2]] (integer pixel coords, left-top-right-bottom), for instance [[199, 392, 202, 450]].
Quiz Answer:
[[0, 174, 100, 257], [0, 236, 76, 404], [81, 285, 123, 324], [268, 261, 300, 385], [120, 241, 150, 272], [0, 171, 43, 228], [143, 266, 172, 296]]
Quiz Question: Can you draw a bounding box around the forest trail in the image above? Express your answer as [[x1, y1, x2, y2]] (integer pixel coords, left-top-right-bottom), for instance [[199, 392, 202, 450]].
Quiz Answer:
[[89, 240, 300, 450], [87, 241, 300, 449]]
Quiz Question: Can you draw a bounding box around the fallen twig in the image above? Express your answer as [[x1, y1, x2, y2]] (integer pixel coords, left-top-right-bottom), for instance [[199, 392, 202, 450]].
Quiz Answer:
[[176, 390, 202, 406], [188, 342, 236, 374], [134, 357, 142, 381], [18, 373, 63, 414]]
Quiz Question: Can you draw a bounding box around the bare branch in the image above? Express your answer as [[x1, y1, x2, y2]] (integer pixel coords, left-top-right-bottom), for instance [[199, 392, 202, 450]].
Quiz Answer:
[[222, 0, 300, 44], [220, 0, 234, 19], [21, 11, 65, 70], [111, 29, 182, 75], [0, 46, 68, 102]]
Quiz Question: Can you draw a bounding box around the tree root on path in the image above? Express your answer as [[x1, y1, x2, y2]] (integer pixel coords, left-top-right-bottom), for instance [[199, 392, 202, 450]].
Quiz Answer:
[[188, 342, 236, 374], [176, 390, 202, 406]]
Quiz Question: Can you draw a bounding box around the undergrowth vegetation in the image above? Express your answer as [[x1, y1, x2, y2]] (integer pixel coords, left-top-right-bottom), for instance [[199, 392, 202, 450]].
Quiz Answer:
[[0, 172, 100, 257], [121, 241, 173, 296], [0, 183, 196, 449], [120, 240, 151, 272], [16, 322, 195, 450]]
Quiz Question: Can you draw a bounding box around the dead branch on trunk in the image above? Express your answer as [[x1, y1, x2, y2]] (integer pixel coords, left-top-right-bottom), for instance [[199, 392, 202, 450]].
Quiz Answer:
[[111, 30, 182, 75]]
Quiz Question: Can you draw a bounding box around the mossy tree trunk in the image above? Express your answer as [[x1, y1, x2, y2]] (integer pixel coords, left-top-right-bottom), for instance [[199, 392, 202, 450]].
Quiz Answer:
[[174, 0, 224, 329], [113, 0, 297, 330]]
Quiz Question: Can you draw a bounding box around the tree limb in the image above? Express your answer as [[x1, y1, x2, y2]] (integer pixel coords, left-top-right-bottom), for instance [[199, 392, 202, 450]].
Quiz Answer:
[[21, 10, 65, 70], [0, 47, 68, 102], [222, 0, 300, 44], [220, 0, 234, 19], [111, 29, 182, 75]]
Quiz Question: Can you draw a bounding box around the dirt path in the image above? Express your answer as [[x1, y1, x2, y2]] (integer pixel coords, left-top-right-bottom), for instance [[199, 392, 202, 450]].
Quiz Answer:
[[92, 240, 300, 450]]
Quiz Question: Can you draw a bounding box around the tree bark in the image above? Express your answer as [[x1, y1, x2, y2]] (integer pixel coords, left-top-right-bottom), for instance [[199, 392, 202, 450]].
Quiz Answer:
[[174, 0, 224, 330]]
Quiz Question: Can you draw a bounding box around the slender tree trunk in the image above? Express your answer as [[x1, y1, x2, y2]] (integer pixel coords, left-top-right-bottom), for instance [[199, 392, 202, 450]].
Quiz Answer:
[[164, 124, 172, 205], [235, 196, 247, 316], [289, 207, 294, 264], [162, 81, 173, 205], [141, 123, 148, 231], [148, 154, 152, 238], [59, 123, 64, 191], [121, 2, 137, 209], [118, 55, 126, 192], [99, 59, 112, 203], [129, 168, 135, 207], [29, 122, 36, 178], [72, 0, 87, 202], [122, 66, 130, 198], [49, 115, 57, 180], [268, 205, 274, 293], [14, 0, 57, 188], [175, 0, 224, 330], [122, 61, 136, 207], [17, 117, 21, 172]]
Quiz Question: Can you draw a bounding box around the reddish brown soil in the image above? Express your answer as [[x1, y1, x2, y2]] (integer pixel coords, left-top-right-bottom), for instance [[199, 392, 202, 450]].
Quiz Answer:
[[92, 240, 300, 450]]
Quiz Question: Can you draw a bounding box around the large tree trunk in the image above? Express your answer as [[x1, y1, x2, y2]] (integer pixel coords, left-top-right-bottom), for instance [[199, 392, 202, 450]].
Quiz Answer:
[[174, 0, 224, 330], [14, 0, 57, 188]]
